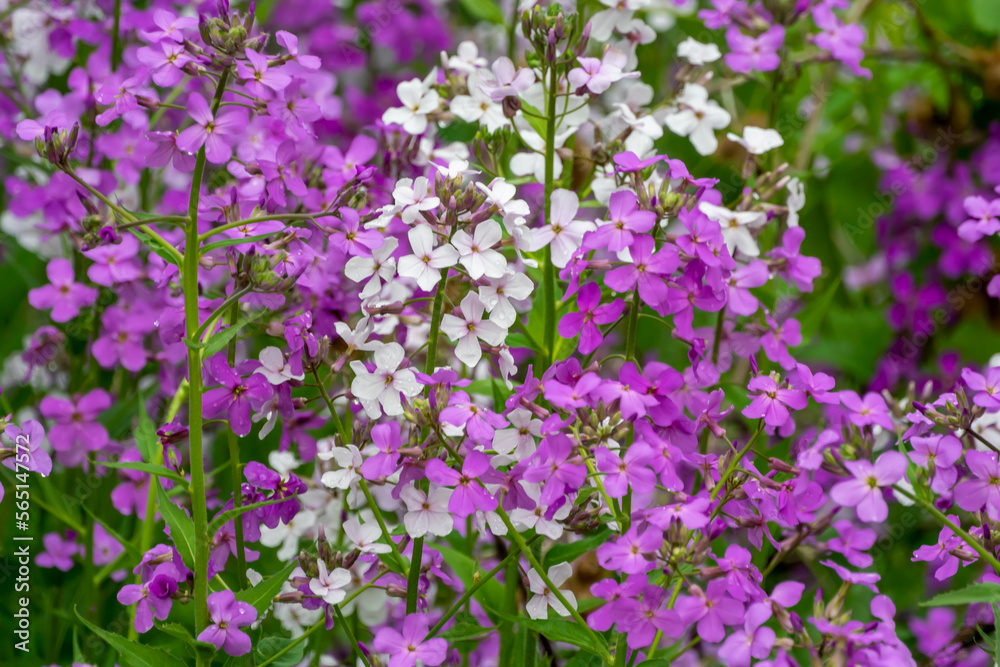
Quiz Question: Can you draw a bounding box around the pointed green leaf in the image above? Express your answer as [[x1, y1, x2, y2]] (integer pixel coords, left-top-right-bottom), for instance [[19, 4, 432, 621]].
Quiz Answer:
[[156, 479, 198, 567], [75, 607, 188, 667]]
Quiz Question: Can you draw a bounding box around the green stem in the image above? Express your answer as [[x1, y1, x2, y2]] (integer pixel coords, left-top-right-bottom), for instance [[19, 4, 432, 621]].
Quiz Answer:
[[357, 479, 409, 573], [428, 537, 534, 637], [227, 302, 248, 590], [111, 0, 122, 71], [496, 508, 614, 665], [624, 288, 641, 362], [185, 69, 229, 661], [406, 537, 423, 614], [894, 485, 1000, 576], [541, 64, 558, 366]]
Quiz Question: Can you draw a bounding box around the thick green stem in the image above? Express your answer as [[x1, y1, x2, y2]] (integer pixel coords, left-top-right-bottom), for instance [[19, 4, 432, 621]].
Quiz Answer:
[[428, 537, 533, 637], [406, 537, 423, 614], [496, 508, 614, 665], [625, 288, 641, 362], [541, 64, 558, 366], [227, 302, 248, 589], [184, 69, 229, 658]]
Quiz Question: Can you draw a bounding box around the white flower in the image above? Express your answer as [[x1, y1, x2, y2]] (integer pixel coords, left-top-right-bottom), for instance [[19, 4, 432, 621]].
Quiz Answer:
[[401, 485, 454, 538], [677, 37, 721, 65], [268, 450, 301, 477], [382, 77, 440, 135], [726, 126, 784, 155], [260, 509, 318, 561], [531, 189, 596, 268], [589, 0, 651, 41], [393, 177, 441, 225], [343, 517, 392, 554], [698, 201, 767, 258], [663, 84, 731, 156], [440, 292, 508, 367], [510, 484, 571, 539], [451, 220, 507, 280], [397, 225, 459, 291], [431, 158, 479, 181], [254, 346, 305, 385], [475, 178, 530, 218], [450, 71, 509, 133], [614, 103, 663, 141], [786, 177, 805, 227], [509, 119, 577, 182], [309, 560, 352, 605], [526, 562, 578, 620], [446, 41, 487, 73], [350, 342, 421, 418], [478, 270, 533, 328], [344, 237, 398, 299], [492, 408, 541, 458], [319, 444, 363, 490]]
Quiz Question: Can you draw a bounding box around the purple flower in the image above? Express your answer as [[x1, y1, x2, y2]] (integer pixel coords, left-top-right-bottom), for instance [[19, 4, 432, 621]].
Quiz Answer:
[[236, 48, 292, 96], [197, 590, 257, 656], [37, 532, 79, 571], [675, 580, 745, 643], [84, 234, 142, 286], [839, 391, 895, 430], [813, 5, 871, 78], [955, 450, 1000, 520], [176, 94, 246, 164], [718, 602, 776, 667], [819, 559, 881, 592], [425, 451, 499, 517], [604, 235, 678, 311], [957, 195, 1000, 242], [595, 445, 656, 498], [961, 366, 1000, 410], [478, 57, 535, 101], [584, 191, 657, 253], [27, 258, 98, 323], [827, 519, 876, 568], [39, 389, 110, 453], [372, 613, 447, 667], [724, 26, 785, 73], [618, 585, 685, 649], [741, 375, 808, 428], [117, 562, 180, 633], [558, 282, 625, 355], [912, 517, 965, 581], [568, 48, 638, 94], [829, 451, 907, 522], [92, 309, 151, 372], [596, 526, 661, 574], [2, 420, 52, 476], [136, 41, 192, 87], [203, 357, 273, 437]]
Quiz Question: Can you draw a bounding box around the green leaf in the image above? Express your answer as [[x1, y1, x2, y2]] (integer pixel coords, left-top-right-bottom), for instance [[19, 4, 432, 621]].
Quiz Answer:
[[202, 310, 266, 357], [156, 479, 198, 567], [135, 394, 157, 462], [129, 227, 180, 267], [75, 607, 187, 667], [439, 613, 496, 643], [564, 654, 605, 667], [458, 0, 504, 24], [519, 101, 549, 141], [256, 636, 306, 667], [970, 0, 1000, 34], [544, 529, 611, 566], [636, 660, 672, 667], [236, 559, 299, 616], [437, 545, 506, 615], [99, 460, 189, 488], [501, 615, 609, 655], [923, 582, 1000, 606], [202, 233, 276, 254]]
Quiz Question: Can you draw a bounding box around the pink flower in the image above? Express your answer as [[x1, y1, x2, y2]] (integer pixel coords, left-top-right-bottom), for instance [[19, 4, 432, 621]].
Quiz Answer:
[[596, 526, 661, 574], [568, 48, 638, 94], [955, 450, 1000, 520], [373, 613, 447, 667], [829, 451, 907, 522], [197, 590, 257, 656], [236, 48, 292, 95], [28, 258, 98, 322], [176, 93, 247, 164], [675, 580, 745, 643], [741, 375, 808, 428], [724, 25, 785, 73], [558, 282, 625, 355]]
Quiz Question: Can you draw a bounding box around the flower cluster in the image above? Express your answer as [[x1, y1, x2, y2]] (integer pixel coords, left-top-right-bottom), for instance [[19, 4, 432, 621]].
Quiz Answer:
[[2, 1, 999, 667]]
